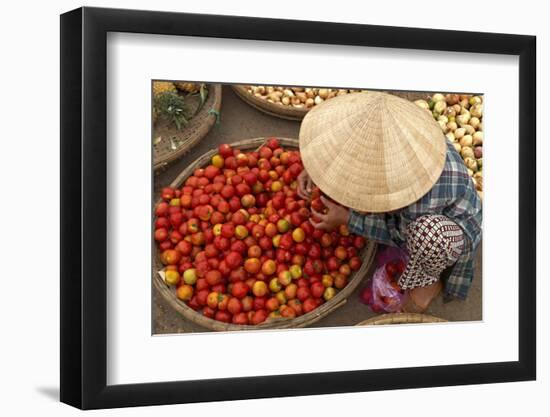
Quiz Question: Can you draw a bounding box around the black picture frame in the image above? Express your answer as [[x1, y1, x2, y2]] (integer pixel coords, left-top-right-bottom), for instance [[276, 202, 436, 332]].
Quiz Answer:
[[60, 6, 536, 410]]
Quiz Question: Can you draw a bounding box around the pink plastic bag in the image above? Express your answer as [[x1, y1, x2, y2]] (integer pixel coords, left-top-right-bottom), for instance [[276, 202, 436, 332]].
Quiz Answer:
[[360, 246, 408, 313]]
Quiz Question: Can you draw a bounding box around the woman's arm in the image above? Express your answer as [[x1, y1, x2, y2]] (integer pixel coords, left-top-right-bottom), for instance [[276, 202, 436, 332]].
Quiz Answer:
[[348, 210, 398, 247]]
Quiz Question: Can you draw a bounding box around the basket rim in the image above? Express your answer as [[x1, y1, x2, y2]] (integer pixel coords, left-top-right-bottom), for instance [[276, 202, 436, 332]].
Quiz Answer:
[[153, 137, 377, 331], [356, 312, 447, 326]]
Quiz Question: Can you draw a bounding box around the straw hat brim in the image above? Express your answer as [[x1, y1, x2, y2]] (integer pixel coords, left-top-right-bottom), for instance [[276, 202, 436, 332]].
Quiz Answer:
[[299, 91, 447, 213]]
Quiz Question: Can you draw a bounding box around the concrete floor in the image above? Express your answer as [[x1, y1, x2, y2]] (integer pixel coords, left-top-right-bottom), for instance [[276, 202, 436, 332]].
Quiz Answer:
[[153, 86, 482, 334]]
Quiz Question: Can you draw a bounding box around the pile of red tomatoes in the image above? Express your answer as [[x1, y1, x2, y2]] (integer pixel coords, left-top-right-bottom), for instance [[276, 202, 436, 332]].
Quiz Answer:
[[154, 138, 366, 325]]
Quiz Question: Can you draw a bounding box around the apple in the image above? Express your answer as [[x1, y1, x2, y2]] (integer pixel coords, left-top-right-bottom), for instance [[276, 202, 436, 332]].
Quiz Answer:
[[154, 228, 168, 242], [164, 269, 180, 286], [311, 281, 325, 298], [182, 268, 198, 285], [215, 310, 231, 323], [277, 270, 293, 286], [241, 194, 256, 208], [302, 298, 317, 313], [262, 259, 277, 276], [334, 273, 348, 289], [231, 281, 249, 299], [323, 287, 337, 301], [322, 274, 334, 288], [252, 280, 268, 297], [221, 185, 235, 199], [334, 246, 348, 260], [211, 154, 224, 168], [292, 227, 305, 243], [296, 286, 311, 302], [225, 251, 243, 269], [265, 297, 280, 312], [251, 309, 268, 324], [234, 225, 249, 240], [161, 249, 181, 265], [289, 264, 302, 279], [204, 269, 221, 286], [176, 284, 194, 301], [244, 258, 261, 274], [220, 223, 235, 238]]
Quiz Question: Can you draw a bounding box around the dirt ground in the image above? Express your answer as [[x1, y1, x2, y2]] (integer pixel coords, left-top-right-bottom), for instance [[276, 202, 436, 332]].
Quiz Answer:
[[153, 86, 482, 334]]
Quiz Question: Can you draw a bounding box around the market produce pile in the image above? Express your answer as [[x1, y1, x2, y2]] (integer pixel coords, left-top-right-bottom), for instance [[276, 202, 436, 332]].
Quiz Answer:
[[154, 138, 366, 325], [152, 81, 209, 130], [244, 86, 363, 109], [414, 93, 484, 198]]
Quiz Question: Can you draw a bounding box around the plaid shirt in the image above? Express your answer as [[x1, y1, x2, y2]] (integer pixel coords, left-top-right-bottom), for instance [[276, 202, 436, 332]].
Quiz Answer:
[[348, 142, 482, 299]]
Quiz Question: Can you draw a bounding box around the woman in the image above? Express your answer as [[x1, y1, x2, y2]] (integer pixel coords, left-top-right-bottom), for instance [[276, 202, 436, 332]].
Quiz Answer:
[[297, 91, 482, 311]]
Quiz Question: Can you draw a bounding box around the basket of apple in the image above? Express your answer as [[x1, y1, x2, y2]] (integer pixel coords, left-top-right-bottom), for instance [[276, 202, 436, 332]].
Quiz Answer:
[[153, 137, 377, 331]]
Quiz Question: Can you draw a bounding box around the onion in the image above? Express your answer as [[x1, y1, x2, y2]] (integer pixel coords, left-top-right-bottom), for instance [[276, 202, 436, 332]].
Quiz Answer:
[[474, 146, 483, 159], [282, 96, 290, 105], [445, 94, 460, 105], [469, 96, 483, 106], [305, 98, 314, 108], [438, 115, 449, 124], [459, 98, 470, 109], [445, 132, 456, 142], [434, 100, 447, 115], [477, 158, 483, 169], [414, 99, 429, 109], [454, 127, 466, 139], [453, 143, 462, 152], [447, 121, 458, 132], [461, 146, 475, 159], [438, 120, 448, 132], [432, 93, 445, 102], [469, 117, 481, 130], [473, 131, 483, 146], [452, 104, 462, 113], [467, 168, 474, 177], [314, 96, 324, 105], [283, 89, 295, 97], [470, 103, 483, 118], [464, 157, 478, 172], [464, 125, 476, 135], [318, 89, 329, 99], [460, 135, 473, 147], [456, 113, 471, 126], [445, 107, 457, 118]]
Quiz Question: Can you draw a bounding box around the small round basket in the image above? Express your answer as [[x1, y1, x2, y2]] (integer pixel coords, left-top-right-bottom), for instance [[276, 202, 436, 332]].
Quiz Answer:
[[232, 86, 431, 122], [153, 137, 377, 331], [153, 84, 223, 171], [356, 313, 447, 326]]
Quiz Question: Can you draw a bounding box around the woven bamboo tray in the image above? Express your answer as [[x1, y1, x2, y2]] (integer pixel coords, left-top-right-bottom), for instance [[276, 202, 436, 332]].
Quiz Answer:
[[356, 313, 447, 326], [153, 137, 377, 331], [232, 86, 431, 121], [153, 84, 222, 171]]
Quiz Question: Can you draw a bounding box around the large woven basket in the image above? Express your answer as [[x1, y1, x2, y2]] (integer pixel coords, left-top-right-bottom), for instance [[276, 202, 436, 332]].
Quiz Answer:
[[356, 313, 447, 326], [232, 86, 431, 121], [153, 137, 377, 331], [153, 84, 223, 171]]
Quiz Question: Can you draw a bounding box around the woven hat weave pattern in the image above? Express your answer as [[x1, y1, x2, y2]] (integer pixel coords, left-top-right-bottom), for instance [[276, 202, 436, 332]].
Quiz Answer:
[[299, 91, 447, 212]]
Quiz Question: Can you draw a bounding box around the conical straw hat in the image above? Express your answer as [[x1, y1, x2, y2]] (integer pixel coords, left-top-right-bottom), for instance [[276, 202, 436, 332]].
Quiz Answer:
[[299, 91, 447, 213]]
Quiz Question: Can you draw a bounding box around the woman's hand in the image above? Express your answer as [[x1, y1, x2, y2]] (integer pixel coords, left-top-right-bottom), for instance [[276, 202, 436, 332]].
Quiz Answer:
[[310, 196, 350, 231], [297, 170, 313, 200]]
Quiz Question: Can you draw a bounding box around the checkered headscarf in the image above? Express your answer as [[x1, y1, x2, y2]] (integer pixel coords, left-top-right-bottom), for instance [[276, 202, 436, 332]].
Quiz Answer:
[[398, 215, 465, 290]]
